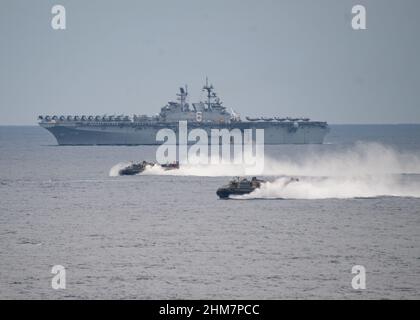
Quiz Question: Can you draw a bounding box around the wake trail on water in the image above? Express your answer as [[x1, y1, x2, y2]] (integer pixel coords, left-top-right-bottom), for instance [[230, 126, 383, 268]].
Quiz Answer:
[[143, 142, 420, 176], [237, 142, 420, 199], [233, 175, 420, 200], [110, 142, 420, 199]]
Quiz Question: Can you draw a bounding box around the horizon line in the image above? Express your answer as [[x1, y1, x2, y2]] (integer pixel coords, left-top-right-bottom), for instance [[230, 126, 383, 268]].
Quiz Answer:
[[1, 123, 420, 126]]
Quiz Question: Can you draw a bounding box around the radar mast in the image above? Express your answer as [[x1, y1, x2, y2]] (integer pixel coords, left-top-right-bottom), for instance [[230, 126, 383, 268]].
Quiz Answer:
[[202, 77, 214, 110], [176, 85, 188, 111]]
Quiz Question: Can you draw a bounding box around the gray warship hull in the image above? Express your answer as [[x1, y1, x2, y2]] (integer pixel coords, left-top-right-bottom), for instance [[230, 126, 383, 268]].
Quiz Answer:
[[38, 79, 329, 145], [40, 121, 328, 145]]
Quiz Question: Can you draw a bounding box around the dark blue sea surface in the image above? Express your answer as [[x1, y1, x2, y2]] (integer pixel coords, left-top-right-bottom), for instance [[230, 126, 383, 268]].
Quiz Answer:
[[0, 125, 419, 299]]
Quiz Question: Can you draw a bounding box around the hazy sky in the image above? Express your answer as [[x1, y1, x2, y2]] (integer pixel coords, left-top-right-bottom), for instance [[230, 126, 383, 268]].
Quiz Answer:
[[1, 0, 419, 125]]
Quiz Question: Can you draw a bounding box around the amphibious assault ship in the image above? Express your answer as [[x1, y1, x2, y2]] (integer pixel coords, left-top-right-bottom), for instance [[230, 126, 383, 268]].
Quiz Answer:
[[38, 79, 329, 145]]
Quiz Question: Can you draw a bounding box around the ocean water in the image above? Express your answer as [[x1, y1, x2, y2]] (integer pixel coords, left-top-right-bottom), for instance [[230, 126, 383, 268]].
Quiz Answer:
[[0, 124, 419, 299]]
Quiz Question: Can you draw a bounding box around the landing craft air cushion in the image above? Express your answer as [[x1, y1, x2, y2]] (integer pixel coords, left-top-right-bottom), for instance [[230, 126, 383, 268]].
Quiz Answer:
[[216, 177, 265, 199], [118, 161, 179, 176]]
